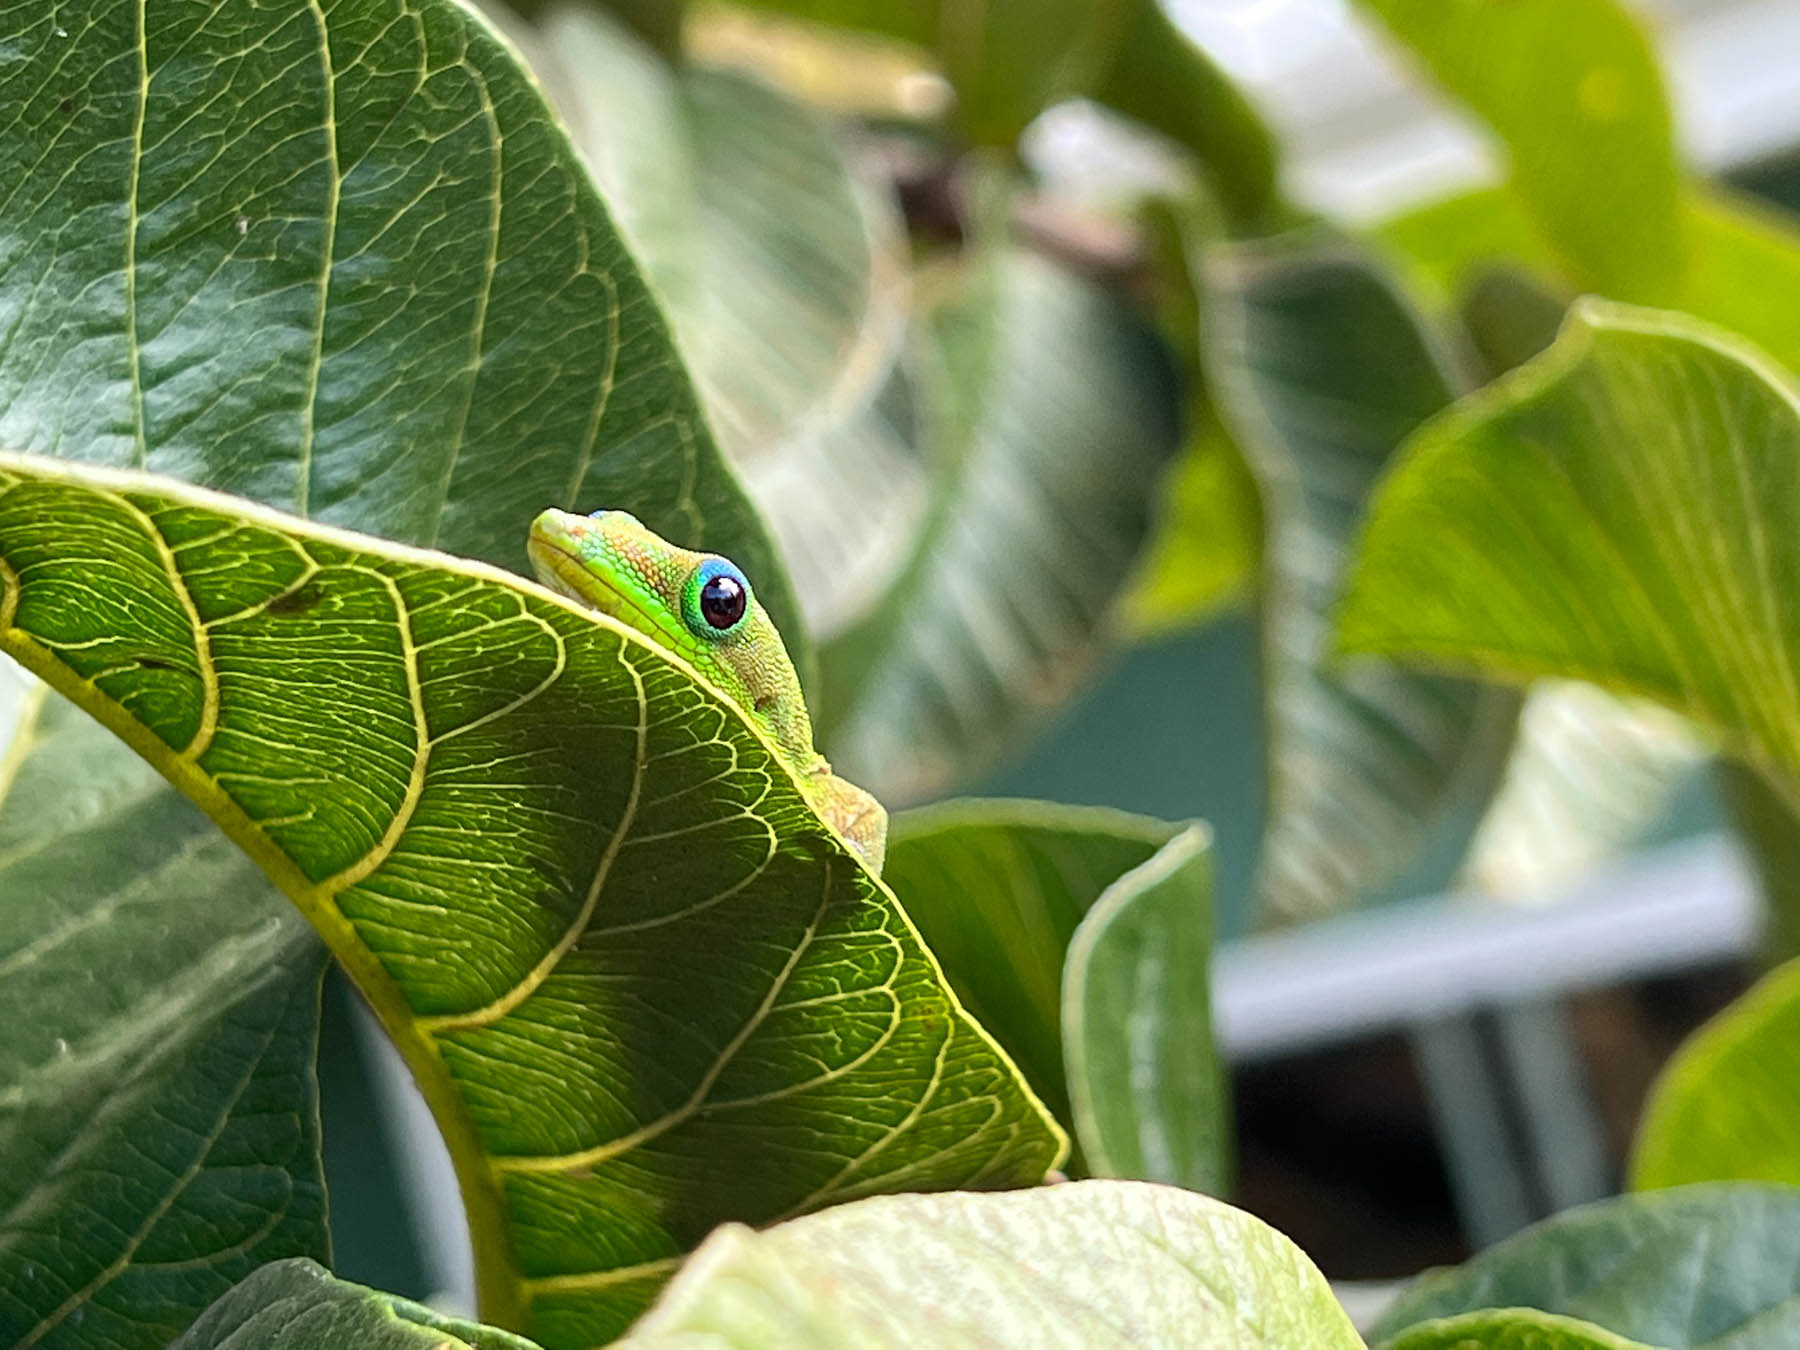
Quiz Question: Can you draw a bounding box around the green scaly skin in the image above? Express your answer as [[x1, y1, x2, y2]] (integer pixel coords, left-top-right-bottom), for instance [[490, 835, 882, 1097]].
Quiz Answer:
[[528, 508, 887, 873]]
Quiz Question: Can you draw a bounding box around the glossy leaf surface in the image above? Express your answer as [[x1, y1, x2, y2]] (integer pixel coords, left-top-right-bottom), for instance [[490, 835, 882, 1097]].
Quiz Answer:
[[1063, 824, 1223, 1192]]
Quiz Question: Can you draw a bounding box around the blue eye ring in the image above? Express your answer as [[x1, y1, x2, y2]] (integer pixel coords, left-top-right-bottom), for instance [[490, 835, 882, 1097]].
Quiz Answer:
[[681, 556, 752, 641]]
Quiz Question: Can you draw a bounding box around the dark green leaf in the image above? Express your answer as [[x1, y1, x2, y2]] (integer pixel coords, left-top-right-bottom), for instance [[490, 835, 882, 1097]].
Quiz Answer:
[[1351, 0, 1682, 301], [1206, 236, 1516, 924], [618, 1180, 1364, 1349], [0, 0, 794, 627], [0, 684, 326, 1350], [173, 1259, 539, 1350], [0, 456, 1063, 1348], [1370, 1185, 1800, 1349], [884, 802, 1223, 1189], [1063, 824, 1225, 1192]]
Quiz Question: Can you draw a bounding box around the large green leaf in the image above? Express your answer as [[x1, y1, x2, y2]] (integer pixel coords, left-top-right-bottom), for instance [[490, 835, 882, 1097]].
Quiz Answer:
[[1337, 301, 1800, 812], [174, 1260, 538, 1350], [1062, 823, 1223, 1192], [1351, 0, 1682, 301], [1380, 1310, 1658, 1350], [0, 456, 1062, 1347], [825, 250, 1181, 802], [1441, 268, 1707, 900], [534, 4, 928, 637], [1370, 1185, 1800, 1349], [885, 801, 1223, 1191], [0, 681, 327, 1350], [0, 0, 792, 619], [618, 1180, 1364, 1349], [1630, 957, 1800, 1192], [1206, 236, 1516, 924]]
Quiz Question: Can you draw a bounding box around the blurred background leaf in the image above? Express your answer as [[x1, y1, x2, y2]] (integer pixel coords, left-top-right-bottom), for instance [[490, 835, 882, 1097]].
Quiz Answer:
[[0, 681, 326, 1350]]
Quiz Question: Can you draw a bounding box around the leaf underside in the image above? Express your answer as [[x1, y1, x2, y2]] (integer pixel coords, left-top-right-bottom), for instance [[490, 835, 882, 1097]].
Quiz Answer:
[[0, 457, 1062, 1347]]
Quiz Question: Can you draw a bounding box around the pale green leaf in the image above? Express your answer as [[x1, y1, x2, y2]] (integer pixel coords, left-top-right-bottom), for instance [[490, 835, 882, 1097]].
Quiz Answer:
[[618, 1181, 1364, 1349], [1063, 824, 1224, 1192], [1370, 1185, 1800, 1349], [174, 1259, 538, 1350], [0, 684, 327, 1350], [1337, 301, 1800, 814], [825, 251, 1181, 802], [1206, 235, 1516, 924], [1630, 957, 1800, 1191], [1351, 0, 1682, 301], [1381, 1308, 1660, 1350], [0, 456, 1063, 1348]]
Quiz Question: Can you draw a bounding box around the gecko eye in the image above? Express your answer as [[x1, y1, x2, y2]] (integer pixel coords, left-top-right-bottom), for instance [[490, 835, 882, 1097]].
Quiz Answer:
[[682, 557, 751, 640]]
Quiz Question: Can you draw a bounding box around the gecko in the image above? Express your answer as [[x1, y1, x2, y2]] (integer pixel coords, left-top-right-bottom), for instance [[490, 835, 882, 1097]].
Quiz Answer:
[[528, 507, 887, 873]]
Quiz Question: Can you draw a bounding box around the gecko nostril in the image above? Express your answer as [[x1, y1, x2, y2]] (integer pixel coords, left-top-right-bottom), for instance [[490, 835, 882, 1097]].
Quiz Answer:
[[587, 508, 610, 521]]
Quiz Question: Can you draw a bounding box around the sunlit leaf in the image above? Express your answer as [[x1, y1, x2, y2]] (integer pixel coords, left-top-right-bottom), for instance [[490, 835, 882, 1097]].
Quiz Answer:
[[619, 1181, 1363, 1349], [1379, 1309, 1658, 1350], [0, 456, 1062, 1348], [1631, 956, 1800, 1192], [1338, 301, 1800, 815], [1351, 0, 1682, 301]]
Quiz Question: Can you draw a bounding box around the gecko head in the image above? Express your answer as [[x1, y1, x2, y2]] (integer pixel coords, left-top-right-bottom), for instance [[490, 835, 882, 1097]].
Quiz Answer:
[[528, 508, 756, 649]]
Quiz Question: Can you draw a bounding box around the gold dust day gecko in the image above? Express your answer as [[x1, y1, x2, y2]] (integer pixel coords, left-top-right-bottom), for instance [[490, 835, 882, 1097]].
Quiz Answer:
[[529, 508, 887, 873]]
